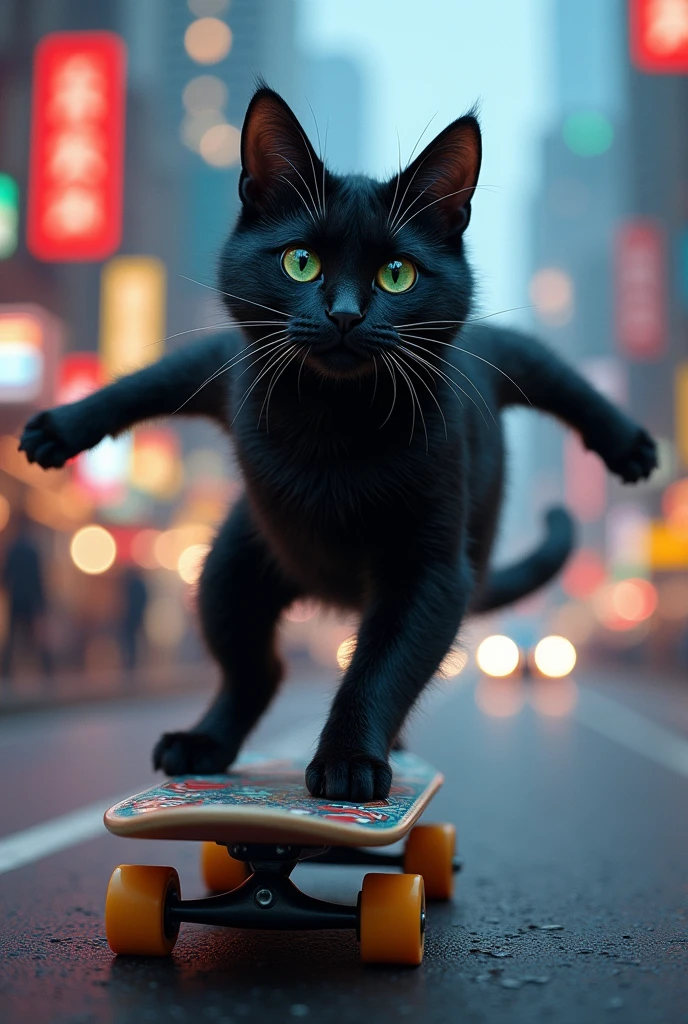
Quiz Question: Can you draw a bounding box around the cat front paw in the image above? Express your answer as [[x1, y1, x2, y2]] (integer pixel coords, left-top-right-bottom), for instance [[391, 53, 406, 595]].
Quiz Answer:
[[19, 408, 103, 469], [603, 426, 658, 484], [305, 751, 392, 802], [153, 731, 235, 775]]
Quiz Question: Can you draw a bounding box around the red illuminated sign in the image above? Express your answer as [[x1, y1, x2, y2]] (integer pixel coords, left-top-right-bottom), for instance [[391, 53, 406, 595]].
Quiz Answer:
[[57, 352, 103, 405], [615, 221, 666, 359], [630, 0, 688, 72], [27, 32, 126, 261]]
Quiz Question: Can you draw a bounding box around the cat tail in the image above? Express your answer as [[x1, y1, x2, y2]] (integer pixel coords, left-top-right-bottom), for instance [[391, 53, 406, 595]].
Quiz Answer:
[[471, 507, 576, 614]]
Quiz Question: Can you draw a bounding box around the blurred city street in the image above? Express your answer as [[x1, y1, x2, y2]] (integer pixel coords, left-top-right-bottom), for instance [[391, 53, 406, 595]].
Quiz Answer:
[[0, 659, 686, 1022]]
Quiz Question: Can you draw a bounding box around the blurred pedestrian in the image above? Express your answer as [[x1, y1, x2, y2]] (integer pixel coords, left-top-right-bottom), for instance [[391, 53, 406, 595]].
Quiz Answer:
[[119, 565, 149, 672], [1, 510, 53, 683]]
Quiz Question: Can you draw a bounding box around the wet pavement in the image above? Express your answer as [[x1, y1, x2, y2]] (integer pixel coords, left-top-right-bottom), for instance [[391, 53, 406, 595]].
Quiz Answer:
[[1, 664, 686, 1023]]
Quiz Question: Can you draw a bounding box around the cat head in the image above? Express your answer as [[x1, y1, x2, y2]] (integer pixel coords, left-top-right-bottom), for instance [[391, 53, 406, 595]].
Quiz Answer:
[[218, 85, 481, 382]]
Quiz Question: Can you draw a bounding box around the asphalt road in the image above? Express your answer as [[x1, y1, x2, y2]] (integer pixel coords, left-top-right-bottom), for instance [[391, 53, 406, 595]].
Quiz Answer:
[[0, 662, 686, 1024]]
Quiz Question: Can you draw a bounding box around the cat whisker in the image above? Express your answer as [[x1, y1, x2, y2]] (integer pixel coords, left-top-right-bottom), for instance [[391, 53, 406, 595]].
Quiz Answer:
[[369, 354, 379, 409], [232, 336, 293, 383], [180, 275, 290, 319], [387, 149, 434, 233], [173, 330, 290, 415], [378, 351, 398, 429], [295, 125, 326, 221], [392, 184, 498, 237], [393, 305, 533, 330], [389, 351, 426, 450], [230, 340, 295, 429], [143, 319, 287, 350], [394, 350, 448, 442], [387, 112, 439, 230], [269, 150, 322, 223], [400, 346, 477, 422], [398, 335, 497, 426], [305, 101, 327, 220], [401, 330, 531, 405], [261, 345, 301, 432]]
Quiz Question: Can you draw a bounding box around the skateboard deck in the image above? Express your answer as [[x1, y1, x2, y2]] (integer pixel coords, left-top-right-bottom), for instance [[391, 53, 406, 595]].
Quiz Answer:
[[104, 750, 443, 847]]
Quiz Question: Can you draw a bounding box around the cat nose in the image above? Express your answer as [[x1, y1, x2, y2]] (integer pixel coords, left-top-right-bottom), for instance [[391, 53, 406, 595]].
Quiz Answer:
[[326, 309, 364, 334]]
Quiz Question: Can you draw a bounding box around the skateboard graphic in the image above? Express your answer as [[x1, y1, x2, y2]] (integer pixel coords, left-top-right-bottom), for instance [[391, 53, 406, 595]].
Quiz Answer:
[[103, 751, 460, 966]]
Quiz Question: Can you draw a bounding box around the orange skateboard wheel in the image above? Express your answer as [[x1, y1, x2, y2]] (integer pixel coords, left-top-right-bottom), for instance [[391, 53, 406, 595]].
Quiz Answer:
[[403, 823, 456, 900], [359, 873, 425, 965], [105, 865, 180, 956], [200, 842, 251, 892]]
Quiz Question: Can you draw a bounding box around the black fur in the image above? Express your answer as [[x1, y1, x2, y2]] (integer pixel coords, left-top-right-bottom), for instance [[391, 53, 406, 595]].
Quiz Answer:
[[19, 87, 657, 801]]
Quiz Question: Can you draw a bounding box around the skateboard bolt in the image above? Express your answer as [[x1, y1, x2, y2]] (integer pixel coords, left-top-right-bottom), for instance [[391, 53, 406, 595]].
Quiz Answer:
[[254, 888, 275, 909]]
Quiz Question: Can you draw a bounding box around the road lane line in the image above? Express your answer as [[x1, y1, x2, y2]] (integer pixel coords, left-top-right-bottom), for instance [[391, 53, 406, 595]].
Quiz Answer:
[[573, 686, 688, 780], [0, 722, 320, 876]]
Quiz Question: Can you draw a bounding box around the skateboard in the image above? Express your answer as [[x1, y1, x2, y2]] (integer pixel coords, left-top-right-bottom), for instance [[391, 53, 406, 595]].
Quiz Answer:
[[103, 751, 460, 966]]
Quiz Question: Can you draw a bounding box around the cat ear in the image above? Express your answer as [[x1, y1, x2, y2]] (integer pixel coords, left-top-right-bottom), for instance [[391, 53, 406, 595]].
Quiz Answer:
[[393, 113, 482, 235], [239, 86, 322, 211]]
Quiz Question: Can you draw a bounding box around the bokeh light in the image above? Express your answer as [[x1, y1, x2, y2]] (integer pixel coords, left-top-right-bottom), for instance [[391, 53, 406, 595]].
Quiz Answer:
[[438, 647, 468, 679], [595, 578, 658, 631], [533, 635, 577, 678], [529, 267, 574, 326], [184, 18, 233, 65], [199, 123, 241, 167], [182, 75, 228, 112], [662, 478, 688, 530], [657, 578, 688, 620], [154, 524, 213, 571], [476, 635, 520, 677], [177, 543, 210, 584], [336, 635, 357, 670], [70, 525, 116, 575], [561, 548, 606, 599], [130, 529, 161, 570], [562, 111, 614, 157], [181, 109, 227, 152]]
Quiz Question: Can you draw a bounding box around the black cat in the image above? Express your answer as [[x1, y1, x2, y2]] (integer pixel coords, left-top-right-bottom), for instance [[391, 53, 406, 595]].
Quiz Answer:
[[20, 86, 657, 801]]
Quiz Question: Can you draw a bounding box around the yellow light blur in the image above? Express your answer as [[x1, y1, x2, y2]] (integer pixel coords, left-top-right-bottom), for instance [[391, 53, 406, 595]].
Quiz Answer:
[[529, 268, 574, 327], [0, 494, 10, 531], [184, 18, 233, 64], [99, 257, 166, 377], [438, 648, 468, 679], [649, 521, 688, 571], [70, 525, 116, 575], [154, 524, 213, 570], [475, 635, 520, 677], [336, 635, 357, 670], [180, 109, 226, 152], [533, 636, 577, 678], [178, 543, 210, 584], [130, 432, 183, 499], [199, 123, 241, 167]]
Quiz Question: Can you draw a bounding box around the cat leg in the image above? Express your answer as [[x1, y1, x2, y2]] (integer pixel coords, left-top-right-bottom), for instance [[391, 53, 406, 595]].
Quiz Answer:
[[153, 497, 300, 774], [306, 560, 468, 801], [486, 328, 657, 483], [19, 333, 235, 469]]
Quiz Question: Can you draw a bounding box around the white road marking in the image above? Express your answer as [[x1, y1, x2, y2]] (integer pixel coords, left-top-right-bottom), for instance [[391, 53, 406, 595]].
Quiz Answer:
[[0, 722, 321, 877], [573, 686, 688, 780]]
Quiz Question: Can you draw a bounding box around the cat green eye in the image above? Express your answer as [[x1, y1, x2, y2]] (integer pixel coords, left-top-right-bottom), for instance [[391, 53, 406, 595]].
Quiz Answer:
[[376, 258, 417, 294], [282, 246, 322, 283]]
